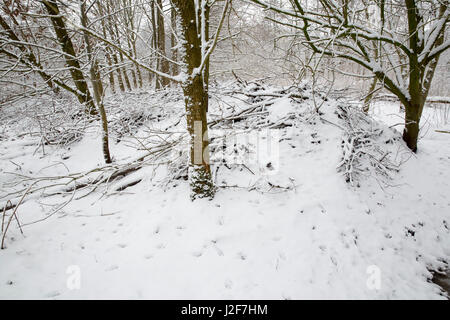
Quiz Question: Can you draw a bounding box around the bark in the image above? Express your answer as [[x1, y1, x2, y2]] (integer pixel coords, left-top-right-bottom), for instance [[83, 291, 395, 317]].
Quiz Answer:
[[156, 0, 170, 87], [105, 51, 116, 94], [80, 1, 112, 164], [403, 100, 421, 152], [42, 0, 97, 116], [151, 0, 158, 87], [122, 0, 139, 89], [401, 0, 446, 152], [105, 1, 129, 92], [117, 48, 132, 91], [0, 15, 59, 94], [402, 1, 447, 152], [202, 3, 210, 112], [272, 0, 449, 152], [173, 0, 215, 200], [170, 6, 178, 76], [124, 29, 138, 88], [133, 36, 143, 88], [112, 53, 126, 92], [363, 77, 377, 113], [96, 1, 116, 93], [111, 5, 132, 91]]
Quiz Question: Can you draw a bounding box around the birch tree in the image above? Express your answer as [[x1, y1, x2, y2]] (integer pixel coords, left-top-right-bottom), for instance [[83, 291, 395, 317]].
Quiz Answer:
[[155, 0, 169, 88]]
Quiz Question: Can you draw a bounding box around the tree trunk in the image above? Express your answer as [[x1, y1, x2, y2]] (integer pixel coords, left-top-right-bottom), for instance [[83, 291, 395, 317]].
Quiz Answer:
[[402, 102, 421, 152], [183, 75, 215, 200], [118, 52, 132, 91], [363, 77, 377, 113], [151, 0, 159, 89], [156, 0, 170, 88], [105, 2, 130, 92], [105, 51, 116, 94], [80, 1, 112, 164], [170, 6, 178, 76], [112, 53, 126, 92], [96, 1, 116, 94], [42, 0, 97, 116], [173, 0, 215, 200]]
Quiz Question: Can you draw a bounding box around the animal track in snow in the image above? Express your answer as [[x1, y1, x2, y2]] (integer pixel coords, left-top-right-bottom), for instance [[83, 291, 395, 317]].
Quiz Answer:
[[192, 251, 203, 257], [156, 243, 165, 249], [106, 265, 119, 271]]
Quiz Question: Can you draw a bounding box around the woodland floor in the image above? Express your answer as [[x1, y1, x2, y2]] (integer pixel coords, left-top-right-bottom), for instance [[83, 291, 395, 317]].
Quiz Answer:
[[0, 82, 449, 299]]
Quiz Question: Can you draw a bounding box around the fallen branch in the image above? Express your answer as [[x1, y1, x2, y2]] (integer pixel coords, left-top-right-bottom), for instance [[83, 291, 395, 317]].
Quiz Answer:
[[0, 136, 184, 214], [1, 187, 27, 249]]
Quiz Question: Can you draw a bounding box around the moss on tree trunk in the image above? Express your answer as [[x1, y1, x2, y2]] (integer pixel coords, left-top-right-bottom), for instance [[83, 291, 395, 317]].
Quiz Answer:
[[173, 0, 216, 200]]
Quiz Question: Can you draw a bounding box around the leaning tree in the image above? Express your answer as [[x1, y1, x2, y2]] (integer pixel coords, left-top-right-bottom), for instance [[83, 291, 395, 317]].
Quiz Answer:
[[251, 0, 449, 152]]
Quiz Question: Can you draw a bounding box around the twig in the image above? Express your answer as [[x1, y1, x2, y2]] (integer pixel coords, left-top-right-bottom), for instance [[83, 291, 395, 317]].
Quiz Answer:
[[1, 184, 32, 249]]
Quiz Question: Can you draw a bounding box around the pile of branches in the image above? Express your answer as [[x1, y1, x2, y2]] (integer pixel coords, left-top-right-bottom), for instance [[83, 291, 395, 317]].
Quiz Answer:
[[336, 105, 403, 187], [106, 89, 184, 142], [6, 94, 88, 148], [209, 78, 308, 130]]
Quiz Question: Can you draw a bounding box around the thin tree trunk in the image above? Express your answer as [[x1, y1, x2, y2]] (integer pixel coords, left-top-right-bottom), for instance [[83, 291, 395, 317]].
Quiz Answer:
[[105, 1, 128, 92], [112, 53, 126, 92], [0, 15, 60, 94], [96, 1, 116, 93], [80, 1, 112, 164], [151, 0, 159, 88], [156, 0, 170, 87], [173, 0, 215, 200], [403, 101, 421, 152], [116, 40, 132, 91], [170, 6, 178, 76], [105, 51, 116, 94], [403, 0, 423, 152], [42, 0, 97, 116], [125, 37, 138, 88], [202, 3, 210, 112], [363, 77, 377, 113]]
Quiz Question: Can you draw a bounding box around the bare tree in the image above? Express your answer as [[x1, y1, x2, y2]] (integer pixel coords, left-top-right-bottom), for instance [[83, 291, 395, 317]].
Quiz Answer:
[[155, 0, 169, 88], [75, 0, 230, 199], [42, 0, 97, 116], [79, 0, 112, 164]]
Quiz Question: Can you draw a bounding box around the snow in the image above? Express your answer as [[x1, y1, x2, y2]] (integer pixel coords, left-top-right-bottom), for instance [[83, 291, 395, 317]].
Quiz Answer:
[[0, 85, 449, 299]]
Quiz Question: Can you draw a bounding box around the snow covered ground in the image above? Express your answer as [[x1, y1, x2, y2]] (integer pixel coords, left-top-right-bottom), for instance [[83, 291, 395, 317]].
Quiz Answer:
[[0, 83, 449, 299]]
